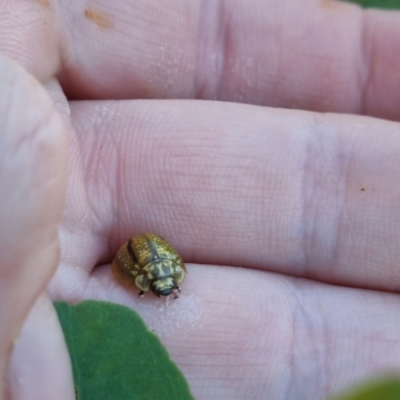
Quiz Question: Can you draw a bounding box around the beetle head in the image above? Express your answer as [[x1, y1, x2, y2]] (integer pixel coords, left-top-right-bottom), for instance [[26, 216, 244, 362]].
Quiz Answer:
[[151, 277, 178, 297]]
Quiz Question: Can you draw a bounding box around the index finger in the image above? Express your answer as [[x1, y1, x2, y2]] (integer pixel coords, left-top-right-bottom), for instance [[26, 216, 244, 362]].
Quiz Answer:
[[59, 1, 400, 121]]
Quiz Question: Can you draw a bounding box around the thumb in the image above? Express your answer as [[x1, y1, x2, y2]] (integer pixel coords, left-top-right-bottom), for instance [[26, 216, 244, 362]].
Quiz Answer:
[[0, 54, 73, 399]]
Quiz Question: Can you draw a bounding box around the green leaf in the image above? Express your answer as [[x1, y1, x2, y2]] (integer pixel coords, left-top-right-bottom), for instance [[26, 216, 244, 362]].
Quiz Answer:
[[342, 0, 400, 9], [54, 300, 194, 400], [329, 377, 400, 400]]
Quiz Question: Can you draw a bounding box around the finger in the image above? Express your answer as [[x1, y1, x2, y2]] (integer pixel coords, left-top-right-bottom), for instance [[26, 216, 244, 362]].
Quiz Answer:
[[60, 1, 399, 120], [8, 293, 75, 400], [0, 55, 69, 397], [87, 263, 400, 400], [52, 100, 400, 293], [2, 2, 400, 120]]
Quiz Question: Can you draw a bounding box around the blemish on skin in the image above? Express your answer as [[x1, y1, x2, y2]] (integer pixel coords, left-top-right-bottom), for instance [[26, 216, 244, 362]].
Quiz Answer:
[[320, 0, 346, 11], [84, 8, 112, 29], [360, 187, 365, 192], [38, 0, 51, 8]]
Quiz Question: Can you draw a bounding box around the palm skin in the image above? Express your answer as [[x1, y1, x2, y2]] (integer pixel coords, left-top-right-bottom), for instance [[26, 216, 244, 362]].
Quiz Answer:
[[1, 1, 400, 400]]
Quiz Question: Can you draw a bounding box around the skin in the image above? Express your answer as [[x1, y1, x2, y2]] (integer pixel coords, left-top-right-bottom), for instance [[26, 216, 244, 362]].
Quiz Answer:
[[1, 0, 400, 399]]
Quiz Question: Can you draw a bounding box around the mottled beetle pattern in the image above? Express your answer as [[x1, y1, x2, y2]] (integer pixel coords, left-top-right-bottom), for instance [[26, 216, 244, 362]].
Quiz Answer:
[[111, 234, 186, 298]]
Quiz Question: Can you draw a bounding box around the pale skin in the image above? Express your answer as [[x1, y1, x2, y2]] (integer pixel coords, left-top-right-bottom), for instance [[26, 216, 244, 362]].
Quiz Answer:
[[1, 1, 400, 399]]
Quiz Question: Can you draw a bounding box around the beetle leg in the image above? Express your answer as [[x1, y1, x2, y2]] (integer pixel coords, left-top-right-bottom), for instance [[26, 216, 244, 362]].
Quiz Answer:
[[138, 290, 145, 298], [172, 289, 179, 299], [176, 286, 181, 293]]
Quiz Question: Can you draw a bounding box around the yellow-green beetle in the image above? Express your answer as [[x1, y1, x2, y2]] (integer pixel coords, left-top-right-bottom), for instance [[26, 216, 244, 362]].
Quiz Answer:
[[111, 234, 186, 298]]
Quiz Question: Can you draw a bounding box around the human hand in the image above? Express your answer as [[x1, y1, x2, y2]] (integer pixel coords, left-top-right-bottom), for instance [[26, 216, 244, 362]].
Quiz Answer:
[[1, 1, 400, 399]]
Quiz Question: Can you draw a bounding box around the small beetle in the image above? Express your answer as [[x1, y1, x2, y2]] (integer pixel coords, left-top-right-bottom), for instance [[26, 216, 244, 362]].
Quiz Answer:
[[111, 234, 186, 299]]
